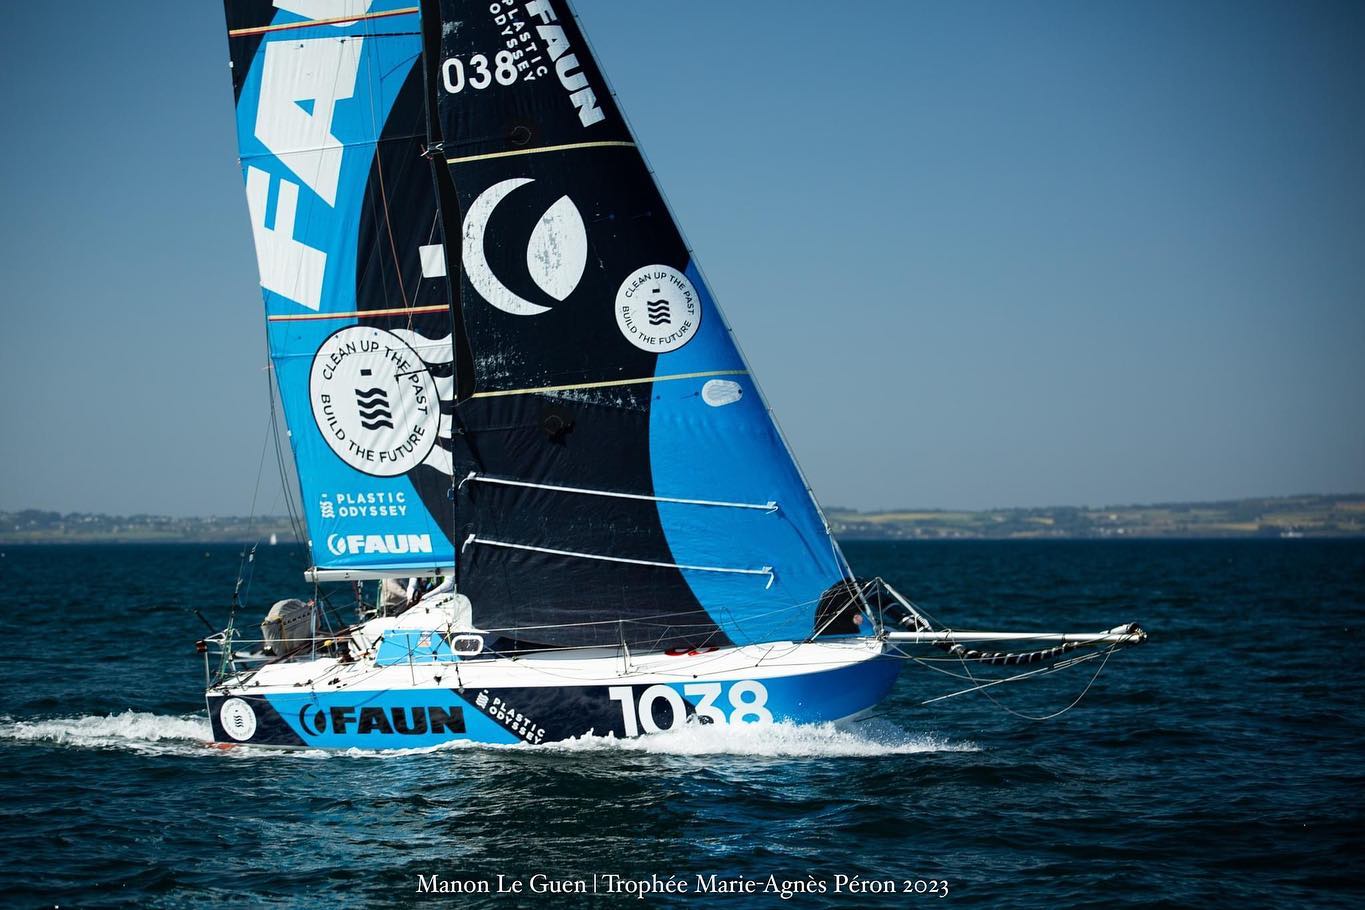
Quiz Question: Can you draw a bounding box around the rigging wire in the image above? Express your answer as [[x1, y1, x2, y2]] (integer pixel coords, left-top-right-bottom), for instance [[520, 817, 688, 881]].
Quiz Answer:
[[231, 407, 277, 602], [899, 644, 1117, 714], [949, 642, 1119, 720], [266, 364, 307, 556]]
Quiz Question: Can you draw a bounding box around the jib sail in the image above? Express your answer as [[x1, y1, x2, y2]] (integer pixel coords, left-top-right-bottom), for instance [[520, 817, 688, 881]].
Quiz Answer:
[[427, 0, 852, 647], [223, 1, 460, 575]]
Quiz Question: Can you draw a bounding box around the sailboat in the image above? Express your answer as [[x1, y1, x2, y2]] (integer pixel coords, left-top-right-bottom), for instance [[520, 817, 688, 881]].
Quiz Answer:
[[204, 0, 1145, 749]]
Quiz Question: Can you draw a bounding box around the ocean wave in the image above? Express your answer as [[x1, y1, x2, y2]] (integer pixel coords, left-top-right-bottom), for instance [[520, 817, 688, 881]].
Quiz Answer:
[[331, 718, 978, 760], [0, 711, 214, 756]]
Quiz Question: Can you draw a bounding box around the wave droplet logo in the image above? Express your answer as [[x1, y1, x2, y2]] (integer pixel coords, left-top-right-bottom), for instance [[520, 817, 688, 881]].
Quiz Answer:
[[353, 386, 393, 431], [220, 698, 257, 741]]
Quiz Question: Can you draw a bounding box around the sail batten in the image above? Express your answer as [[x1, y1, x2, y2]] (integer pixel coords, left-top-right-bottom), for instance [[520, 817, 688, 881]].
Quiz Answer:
[[464, 537, 775, 584], [443, 140, 636, 166]]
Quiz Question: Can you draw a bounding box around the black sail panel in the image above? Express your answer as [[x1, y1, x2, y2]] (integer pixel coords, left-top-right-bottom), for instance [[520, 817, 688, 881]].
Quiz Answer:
[[444, 148, 721, 648]]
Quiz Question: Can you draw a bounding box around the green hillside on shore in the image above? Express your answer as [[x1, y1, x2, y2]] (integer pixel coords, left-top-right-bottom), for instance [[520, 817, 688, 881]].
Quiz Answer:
[[826, 494, 1365, 539]]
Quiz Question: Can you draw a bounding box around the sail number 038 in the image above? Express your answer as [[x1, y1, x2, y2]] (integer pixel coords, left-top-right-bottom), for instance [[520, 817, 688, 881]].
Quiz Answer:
[[608, 681, 772, 736], [442, 53, 519, 94]]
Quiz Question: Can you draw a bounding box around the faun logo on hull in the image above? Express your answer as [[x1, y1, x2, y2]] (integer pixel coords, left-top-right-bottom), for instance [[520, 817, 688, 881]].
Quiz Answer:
[[297, 705, 466, 737]]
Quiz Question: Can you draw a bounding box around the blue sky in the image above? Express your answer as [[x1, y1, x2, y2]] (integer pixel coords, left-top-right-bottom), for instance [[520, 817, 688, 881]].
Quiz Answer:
[[1, 1, 1361, 515]]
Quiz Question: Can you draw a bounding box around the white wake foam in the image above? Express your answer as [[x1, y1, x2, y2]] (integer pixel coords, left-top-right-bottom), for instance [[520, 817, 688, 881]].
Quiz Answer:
[[343, 718, 977, 759], [541, 719, 976, 758], [0, 711, 214, 756], [0, 713, 974, 760]]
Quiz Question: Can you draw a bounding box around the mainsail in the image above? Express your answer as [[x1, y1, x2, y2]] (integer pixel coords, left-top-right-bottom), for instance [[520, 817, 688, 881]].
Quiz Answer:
[[225, 1, 459, 575], [225, 0, 853, 647], [426, 0, 851, 648]]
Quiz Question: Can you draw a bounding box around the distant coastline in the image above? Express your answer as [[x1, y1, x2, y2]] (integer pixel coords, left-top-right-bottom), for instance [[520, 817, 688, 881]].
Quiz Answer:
[[827, 493, 1365, 540], [2, 494, 1362, 543]]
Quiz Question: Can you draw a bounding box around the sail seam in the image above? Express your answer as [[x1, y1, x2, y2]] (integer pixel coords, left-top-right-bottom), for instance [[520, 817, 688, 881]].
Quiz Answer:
[[469, 369, 747, 399], [464, 536, 775, 588], [228, 7, 418, 37], [461, 472, 778, 512], [445, 140, 636, 166]]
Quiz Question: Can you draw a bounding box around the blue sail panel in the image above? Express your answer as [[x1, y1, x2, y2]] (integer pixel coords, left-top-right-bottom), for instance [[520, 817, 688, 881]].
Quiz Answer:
[[225, 2, 458, 572], [648, 264, 847, 646]]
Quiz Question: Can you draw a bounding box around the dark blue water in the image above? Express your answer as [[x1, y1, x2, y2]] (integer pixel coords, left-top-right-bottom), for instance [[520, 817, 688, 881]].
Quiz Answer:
[[1, 540, 1361, 908]]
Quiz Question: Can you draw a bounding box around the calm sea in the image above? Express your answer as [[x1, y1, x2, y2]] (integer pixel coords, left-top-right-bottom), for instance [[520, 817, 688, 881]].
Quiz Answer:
[[0, 540, 1361, 908]]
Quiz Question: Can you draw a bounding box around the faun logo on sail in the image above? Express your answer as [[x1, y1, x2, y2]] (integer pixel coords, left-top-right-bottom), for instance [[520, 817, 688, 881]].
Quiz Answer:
[[326, 533, 434, 557], [440, 1, 606, 128]]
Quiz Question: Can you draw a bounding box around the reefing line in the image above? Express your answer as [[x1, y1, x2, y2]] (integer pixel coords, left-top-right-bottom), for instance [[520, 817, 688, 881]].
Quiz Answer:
[[463, 535, 776, 589], [470, 369, 748, 399], [460, 472, 778, 512]]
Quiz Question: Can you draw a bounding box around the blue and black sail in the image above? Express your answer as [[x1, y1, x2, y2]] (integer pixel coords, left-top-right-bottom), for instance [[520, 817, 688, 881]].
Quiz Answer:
[[425, 0, 854, 648], [223, 1, 855, 645], [224, 1, 461, 575]]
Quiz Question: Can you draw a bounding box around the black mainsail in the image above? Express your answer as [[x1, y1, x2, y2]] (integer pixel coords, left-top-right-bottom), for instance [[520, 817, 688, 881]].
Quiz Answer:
[[427, 0, 851, 648]]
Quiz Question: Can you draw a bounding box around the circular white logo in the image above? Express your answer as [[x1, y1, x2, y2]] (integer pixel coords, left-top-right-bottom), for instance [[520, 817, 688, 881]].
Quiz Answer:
[[615, 265, 701, 353], [310, 327, 440, 477], [220, 698, 257, 741]]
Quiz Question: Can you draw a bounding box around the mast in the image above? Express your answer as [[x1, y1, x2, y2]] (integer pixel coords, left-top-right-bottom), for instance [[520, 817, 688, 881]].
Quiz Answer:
[[419, 0, 476, 406]]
